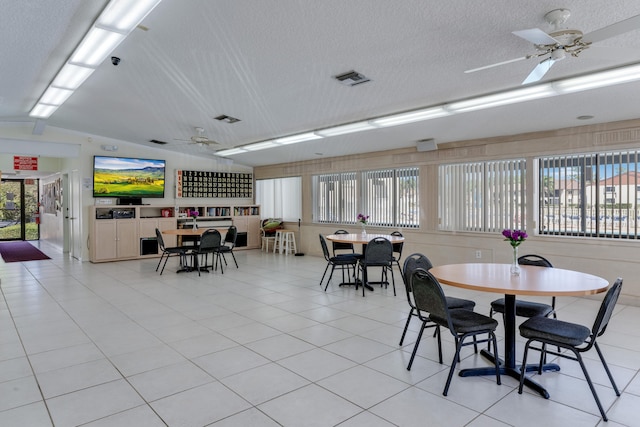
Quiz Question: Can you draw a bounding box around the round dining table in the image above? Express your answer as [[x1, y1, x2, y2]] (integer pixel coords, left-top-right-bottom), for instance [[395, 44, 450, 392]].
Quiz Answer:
[[428, 262, 609, 398]]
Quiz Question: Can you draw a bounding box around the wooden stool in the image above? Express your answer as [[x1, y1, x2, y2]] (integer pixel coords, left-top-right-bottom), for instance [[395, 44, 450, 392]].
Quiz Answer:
[[281, 230, 297, 255]]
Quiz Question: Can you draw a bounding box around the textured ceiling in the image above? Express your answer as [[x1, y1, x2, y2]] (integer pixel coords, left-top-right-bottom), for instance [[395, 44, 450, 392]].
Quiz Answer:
[[2, 0, 640, 167]]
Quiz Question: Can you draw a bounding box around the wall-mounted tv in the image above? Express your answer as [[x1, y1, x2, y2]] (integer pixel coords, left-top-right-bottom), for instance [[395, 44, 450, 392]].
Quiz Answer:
[[93, 156, 166, 198]]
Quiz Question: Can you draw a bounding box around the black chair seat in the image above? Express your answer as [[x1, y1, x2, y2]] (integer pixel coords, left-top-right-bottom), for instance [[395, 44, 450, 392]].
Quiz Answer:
[[446, 296, 476, 311], [431, 309, 498, 334], [519, 316, 590, 346], [491, 298, 553, 318]]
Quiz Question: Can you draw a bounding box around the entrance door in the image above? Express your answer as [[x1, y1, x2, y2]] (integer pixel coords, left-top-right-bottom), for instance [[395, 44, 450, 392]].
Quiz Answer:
[[69, 170, 82, 260], [0, 179, 39, 241]]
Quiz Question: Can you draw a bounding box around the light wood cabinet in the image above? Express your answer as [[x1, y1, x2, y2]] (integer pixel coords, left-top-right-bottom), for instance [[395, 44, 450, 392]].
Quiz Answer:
[[89, 205, 177, 262]]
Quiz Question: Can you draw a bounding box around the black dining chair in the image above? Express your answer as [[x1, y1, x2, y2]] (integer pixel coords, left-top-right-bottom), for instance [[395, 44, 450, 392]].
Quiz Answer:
[[408, 268, 501, 396], [155, 228, 188, 275], [399, 253, 476, 346], [390, 230, 404, 276], [490, 254, 556, 319], [218, 225, 238, 269], [356, 237, 395, 297], [192, 229, 224, 276], [319, 234, 359, 291], [518, 278, 623, 421]]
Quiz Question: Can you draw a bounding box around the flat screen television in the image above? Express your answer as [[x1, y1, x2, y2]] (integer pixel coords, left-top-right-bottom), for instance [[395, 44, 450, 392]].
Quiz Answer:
[[93, 156, 165, 198]]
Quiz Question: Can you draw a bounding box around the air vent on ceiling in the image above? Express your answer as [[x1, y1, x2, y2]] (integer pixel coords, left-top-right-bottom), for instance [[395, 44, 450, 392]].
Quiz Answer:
[[149, 139, 168, 145], [334, 70, 370, 86], [214, 114, 241, 124]]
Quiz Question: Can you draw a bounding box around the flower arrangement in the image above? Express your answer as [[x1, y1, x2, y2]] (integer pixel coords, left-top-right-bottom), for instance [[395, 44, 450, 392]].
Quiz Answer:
[[357, 213, 369, 225], [502, 229, 527, 247], [502, 229, 527, 275], [189, 209, 199, 217]]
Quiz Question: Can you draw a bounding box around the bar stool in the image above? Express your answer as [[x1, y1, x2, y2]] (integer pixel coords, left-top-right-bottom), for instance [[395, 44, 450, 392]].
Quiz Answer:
[[274, 229, 284, 254], [281, 230, 297, 255]]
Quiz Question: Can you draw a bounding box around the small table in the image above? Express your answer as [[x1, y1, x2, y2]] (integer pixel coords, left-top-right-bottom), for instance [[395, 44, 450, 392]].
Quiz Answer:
[[162, 228, 226, 272], [325, 233, 404, 291], [429, 263, 609, 398]]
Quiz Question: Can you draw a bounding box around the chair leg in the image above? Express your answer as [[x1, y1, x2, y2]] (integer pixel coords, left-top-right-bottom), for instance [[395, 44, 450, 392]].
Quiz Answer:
[[160, 253, 172, 275], [230, 251, 238, 268], [518, 341, 532, 394], [594, 342, 621, 395], [320, 263, 331, 289], [156, 253, 165, 272], [444, 338, 463, 396], [575, 350, 609, 421], [399, 309, 415, 345], [491, 332, 501, 385], [324, 265, 337, 292], [407, 319, 427, 371]]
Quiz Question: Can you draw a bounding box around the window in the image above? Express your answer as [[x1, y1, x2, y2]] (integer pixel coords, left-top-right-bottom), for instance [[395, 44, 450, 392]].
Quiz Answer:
[[439, 159, 525, 232], [361, 167, 419, 228], [255, 177, 302, 221], [312, 173, 357, 224], [539, 151, 640, 238], [313, 167, 419, 227]]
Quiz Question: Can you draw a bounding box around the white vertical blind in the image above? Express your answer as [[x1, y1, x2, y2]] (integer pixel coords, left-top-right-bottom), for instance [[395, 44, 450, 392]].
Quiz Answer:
[[255, 177, 301, 221]]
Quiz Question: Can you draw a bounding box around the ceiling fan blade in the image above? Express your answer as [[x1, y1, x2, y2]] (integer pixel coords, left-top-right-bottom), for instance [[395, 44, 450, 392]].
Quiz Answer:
[[465, 56, 529, 73], [522, 57, 556, 85], [513, 28, 559, 45], [582, 14, 640, 44]]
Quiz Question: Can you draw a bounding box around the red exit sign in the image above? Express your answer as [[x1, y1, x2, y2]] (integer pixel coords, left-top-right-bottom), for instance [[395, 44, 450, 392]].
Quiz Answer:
[[13, 156, 38, 171]]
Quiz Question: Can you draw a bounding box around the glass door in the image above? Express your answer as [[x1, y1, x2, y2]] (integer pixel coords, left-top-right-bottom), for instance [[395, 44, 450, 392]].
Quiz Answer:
[[0, 179, 40, 241]]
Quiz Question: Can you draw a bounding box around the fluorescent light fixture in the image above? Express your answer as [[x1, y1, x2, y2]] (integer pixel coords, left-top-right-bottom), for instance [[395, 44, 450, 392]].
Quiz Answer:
[[98, 0, 162, 32], [370, 107, 450, 127], [39, 87, 74, 105], [554, 63, 640, 94], [275, 132, 323, 145], [29, 0, 162, 119], [315, 121, 376, 137], [52, 64, 95, 89], [30, 104, 59, 119], [447, 84, 556, 113], [216, 148, 248, 156], [243, 141, 279, 151], [69, 28, 126, 67]]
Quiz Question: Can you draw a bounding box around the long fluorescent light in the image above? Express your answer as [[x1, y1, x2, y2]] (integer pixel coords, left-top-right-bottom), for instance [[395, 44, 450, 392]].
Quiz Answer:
[[370, 107, 450, 127], [554, 63, 640, 94], [217, 148, 248, 156], [275, 132, 323, 145], [29, 0, 162, 119], [447, 84, 556, 113], [315, 121, 376, 137], [243, 141, 279, 151]]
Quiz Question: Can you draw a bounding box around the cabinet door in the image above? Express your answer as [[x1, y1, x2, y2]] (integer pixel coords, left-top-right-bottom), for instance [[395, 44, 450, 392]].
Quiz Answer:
[[93, 221, 117, 261], [247, 217, 261, 248], [232, 217, 248, 233], [138, 219, 159, 238], [158, 218, 177, 247], [116, 221, 139, 258]]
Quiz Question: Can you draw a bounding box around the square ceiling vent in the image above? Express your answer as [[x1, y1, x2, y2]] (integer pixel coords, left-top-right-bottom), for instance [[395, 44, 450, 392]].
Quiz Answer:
[[334, 70, 370, 86]]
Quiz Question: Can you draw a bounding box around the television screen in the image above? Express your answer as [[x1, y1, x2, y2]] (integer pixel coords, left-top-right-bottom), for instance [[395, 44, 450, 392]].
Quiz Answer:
[[93, 156, 165, 198]]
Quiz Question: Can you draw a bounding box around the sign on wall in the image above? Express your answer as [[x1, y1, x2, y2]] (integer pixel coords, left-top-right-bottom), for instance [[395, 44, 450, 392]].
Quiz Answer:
[[176, 170, 253, 198], [14, 156, 38, 171]]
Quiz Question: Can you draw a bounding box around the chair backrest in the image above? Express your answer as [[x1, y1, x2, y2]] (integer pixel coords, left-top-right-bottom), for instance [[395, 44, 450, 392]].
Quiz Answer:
[[411, 268, 453, 332], [518, 254, 553, 268], [199, 229, 222, 251], [591, 278, 623, 341], [224, 226, 237, 245], [390, 231, 404, 256], [364, 237, 393, 265], [332, 229, 355, 255], [402, 253, 434, 288], [155, 228, 166, 250], [319, 234, 331, 261]]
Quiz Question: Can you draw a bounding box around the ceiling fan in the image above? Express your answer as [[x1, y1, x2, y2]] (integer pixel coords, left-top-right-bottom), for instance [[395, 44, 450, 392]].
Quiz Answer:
[[173, 127, 219, 148], [466, 9, 640, 84]]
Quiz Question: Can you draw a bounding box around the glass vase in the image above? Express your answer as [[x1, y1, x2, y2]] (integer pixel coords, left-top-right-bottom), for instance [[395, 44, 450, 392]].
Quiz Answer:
[[510, 245, 520, 276], [360, 222, 367, 235]]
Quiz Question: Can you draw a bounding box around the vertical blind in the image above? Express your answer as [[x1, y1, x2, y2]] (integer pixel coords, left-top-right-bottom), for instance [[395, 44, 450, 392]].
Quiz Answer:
[[255, 177, 302, 221], [439, 159, 525, 232]]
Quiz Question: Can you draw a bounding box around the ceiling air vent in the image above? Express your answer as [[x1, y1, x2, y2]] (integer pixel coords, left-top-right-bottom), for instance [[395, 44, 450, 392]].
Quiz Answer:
[[149, 139, 168, 145], [214, 114, 241, 124], [334, 70, 370, 86]]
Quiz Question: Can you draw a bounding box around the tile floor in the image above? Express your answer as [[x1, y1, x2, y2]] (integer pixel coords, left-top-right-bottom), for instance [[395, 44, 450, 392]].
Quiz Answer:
[[1, 242, 639, 426]]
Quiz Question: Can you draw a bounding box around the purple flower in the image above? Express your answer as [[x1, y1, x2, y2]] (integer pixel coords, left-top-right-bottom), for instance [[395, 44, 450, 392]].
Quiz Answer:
[[502, 229, 527, 247], [357, 213, 369, 224]]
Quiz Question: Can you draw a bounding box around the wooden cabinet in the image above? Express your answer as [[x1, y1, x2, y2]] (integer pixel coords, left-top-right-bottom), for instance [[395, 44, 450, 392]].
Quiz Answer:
[[89, 206, 177, 262], [91, 219, 138, 261]]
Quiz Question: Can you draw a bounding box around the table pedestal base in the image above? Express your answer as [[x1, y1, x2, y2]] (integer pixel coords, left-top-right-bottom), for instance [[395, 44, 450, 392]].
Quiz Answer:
[[459, 349, 560, 398]]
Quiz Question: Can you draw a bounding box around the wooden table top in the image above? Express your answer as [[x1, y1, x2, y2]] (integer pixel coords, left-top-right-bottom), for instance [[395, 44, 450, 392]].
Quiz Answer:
[[325, 233, 404, 244], [429, 263, 609, 297]]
